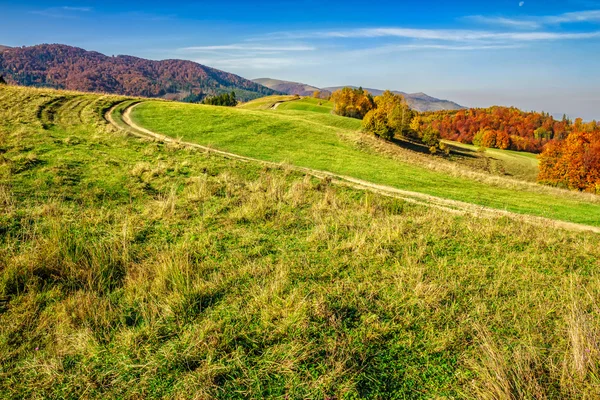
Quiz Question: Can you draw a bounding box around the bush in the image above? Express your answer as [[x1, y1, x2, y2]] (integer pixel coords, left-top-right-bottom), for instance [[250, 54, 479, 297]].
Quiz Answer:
[[363, 108, 394, 140]]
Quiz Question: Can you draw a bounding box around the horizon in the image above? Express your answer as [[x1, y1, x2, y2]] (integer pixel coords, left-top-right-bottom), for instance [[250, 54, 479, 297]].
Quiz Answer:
[[1, 1, 600, 120]]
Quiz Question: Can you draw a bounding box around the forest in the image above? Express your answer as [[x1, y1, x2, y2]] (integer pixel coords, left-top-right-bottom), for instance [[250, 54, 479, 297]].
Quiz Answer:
[[0, 44, 277, 101], [330, 88, 600, 193]]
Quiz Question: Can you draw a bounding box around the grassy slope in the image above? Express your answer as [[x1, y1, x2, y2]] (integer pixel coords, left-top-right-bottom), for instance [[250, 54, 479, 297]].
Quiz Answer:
[[237, 95, 298, 110], [275, 97, 334, 114], [132, 101, 600, 226], [445, 140, 539, 181], [2, 85, 600, 399]]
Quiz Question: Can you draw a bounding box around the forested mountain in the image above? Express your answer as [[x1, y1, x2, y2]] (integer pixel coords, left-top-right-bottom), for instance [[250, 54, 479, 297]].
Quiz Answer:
[[0, 44, 278, 101]]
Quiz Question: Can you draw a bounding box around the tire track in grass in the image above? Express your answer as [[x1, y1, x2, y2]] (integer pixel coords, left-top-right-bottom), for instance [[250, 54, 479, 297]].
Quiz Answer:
[[107, 101, 600, 234]]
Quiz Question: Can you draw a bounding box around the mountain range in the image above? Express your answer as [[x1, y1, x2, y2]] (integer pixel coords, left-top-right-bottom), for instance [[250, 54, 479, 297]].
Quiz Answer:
[[0, 44, 463, 110], [0, 44, 278, 101], [253, 79, 465, 112]]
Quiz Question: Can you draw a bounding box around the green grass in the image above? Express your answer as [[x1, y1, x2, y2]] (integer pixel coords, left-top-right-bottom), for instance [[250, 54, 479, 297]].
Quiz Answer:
[[445, 139, 539, 181], [275, 97, 334, 114], [131, 101, 600, 226], [237, 95, 298, 110], [2, 85, 600, 399]]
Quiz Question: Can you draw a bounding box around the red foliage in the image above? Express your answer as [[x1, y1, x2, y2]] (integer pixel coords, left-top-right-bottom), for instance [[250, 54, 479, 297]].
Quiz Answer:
[[421, 106, 572, 153], [0, 44, 276, 100], [539, 128, 600, 193]]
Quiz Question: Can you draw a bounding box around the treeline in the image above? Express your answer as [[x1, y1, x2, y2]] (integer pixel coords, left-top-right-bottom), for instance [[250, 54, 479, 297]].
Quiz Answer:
[[330, 87, 600, 193], [418, 107, 600, 192], [202, 92, 238, 107], [418, 107, 573, 153], [330, 87, 446, 154]]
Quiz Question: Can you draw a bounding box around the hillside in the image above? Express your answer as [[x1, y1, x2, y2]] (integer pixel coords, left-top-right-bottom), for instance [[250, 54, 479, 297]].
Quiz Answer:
[[2, 84, 600, 398], [0, 45, 11, 52], [0, 44, 278, 101], [128, 96, 600, 227]]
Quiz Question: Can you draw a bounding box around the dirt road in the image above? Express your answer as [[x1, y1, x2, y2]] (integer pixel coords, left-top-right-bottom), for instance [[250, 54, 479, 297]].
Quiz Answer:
[[107, 101, 600, 234]]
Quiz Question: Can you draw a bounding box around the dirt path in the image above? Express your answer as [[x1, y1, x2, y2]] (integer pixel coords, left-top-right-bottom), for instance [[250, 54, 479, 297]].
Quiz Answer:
[[107, 101, 600, 234]]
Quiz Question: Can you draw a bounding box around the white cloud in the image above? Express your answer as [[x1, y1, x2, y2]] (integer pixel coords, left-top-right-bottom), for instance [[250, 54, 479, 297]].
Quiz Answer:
[[302, 27, 600, 42], [467, 9, 600, 30], [465, 16, 540, 29], [180, 44, 315, 52], [31, 6, 92, 18], [61, 6, 92, 12], [194, 57, 298, 70]]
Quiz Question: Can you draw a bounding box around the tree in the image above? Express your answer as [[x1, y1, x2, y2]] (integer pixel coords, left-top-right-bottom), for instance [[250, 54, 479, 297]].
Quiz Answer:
[[312, 90, 321, 98], [330, 87, 375, 119], [0, 75, 6, 85], [539, 129, 600, 193], [362, 108, 395, 140], [202, 91, 238, 107], [362, 91, 409, 140]]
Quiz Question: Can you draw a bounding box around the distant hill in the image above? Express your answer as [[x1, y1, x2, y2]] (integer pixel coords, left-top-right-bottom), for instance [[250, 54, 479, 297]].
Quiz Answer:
[[0, 44, 278, 101], [253, 78, 464, 112], [322, 86, 465, 112], [253, 78, 330, 97]]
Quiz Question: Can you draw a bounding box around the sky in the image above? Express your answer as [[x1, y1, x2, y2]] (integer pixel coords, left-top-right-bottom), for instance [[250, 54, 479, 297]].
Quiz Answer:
[[1, 0, 600, 119]]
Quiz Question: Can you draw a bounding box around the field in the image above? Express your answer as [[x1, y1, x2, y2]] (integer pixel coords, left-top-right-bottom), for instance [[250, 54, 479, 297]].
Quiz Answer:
[[445, 140, 539, 182], [237, 95, 299, 110], [1, 85, 600, 399], [129, 100, 600, 227]]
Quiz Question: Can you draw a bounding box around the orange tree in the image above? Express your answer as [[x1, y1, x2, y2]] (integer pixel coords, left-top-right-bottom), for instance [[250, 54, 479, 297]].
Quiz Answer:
[[539, 127, 600, 193], [330, 87, 375, 119]]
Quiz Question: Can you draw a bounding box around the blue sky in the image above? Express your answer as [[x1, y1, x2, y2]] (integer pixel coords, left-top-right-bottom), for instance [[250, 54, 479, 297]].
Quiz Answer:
[[1, 0, 600, 119]]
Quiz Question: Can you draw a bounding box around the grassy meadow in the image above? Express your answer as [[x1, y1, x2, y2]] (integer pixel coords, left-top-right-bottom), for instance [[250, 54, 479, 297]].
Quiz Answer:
[[131, 100, 600, 226], [445, 140, 540, 182], [1, 85, 600, 399]]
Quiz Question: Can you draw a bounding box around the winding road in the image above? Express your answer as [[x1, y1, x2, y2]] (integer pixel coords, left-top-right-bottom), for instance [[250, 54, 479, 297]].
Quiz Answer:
[[106, 101, 600, 234]]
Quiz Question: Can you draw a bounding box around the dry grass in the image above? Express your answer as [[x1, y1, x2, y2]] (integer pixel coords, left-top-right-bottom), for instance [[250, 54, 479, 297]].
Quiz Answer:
[[1, 85, 600, 399]]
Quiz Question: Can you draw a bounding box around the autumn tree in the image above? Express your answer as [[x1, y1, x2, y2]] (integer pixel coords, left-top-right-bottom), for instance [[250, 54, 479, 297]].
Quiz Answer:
[[312, 90, 321, 98], [362, 91, 411, 140], [330, 87, 375, 119], [539, 129, 600, 193], [418, 106, 567, 153]]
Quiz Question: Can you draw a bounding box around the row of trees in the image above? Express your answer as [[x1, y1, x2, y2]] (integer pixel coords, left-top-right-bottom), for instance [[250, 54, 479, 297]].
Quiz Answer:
[[330, 87, 445, 154], [418, 107, 577, 153], [330, 87, 599, 193], [202, 91, 238, 107]]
